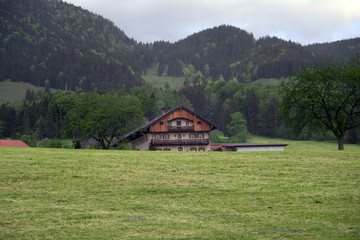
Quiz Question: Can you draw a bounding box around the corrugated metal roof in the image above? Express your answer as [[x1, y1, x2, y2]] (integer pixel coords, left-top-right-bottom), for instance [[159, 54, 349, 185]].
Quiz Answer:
[[214, 143, 288, 147], [211, 143, 288, 148], [0, 140, 30, 148]]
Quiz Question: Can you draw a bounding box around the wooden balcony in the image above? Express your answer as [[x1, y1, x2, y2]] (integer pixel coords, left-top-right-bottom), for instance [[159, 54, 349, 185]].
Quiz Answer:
[[167, 126, 194, 132], [151, 139, 209, 146]]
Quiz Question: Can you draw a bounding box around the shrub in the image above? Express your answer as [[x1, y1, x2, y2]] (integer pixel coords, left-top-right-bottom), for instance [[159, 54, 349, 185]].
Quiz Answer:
[[38, 138, 75, 148], [20, 135, 37, 147]]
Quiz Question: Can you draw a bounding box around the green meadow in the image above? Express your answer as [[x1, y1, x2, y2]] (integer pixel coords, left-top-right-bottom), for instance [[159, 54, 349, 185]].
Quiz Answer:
[[0, 80, 57, 104], [142, 68, 185, 90], [1, 142, 359, 239]]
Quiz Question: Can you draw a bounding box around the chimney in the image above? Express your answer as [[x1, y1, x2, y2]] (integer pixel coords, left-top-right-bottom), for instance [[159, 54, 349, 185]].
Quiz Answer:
[[161, 107, 166, 115]]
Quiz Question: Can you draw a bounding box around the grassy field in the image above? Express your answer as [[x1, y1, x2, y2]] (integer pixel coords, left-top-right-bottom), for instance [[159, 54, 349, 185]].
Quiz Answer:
[[142, 69, 185, 90], [248, 135, 360, 151], [251, 78, 287, 85], [0, 80, 56, 103], [142, 75, 283, 90], [1, 144, 359, 239]]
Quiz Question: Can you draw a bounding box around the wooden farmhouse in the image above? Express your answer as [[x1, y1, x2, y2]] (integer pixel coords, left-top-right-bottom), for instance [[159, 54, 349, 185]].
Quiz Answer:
[[123, 105, 217, 151]]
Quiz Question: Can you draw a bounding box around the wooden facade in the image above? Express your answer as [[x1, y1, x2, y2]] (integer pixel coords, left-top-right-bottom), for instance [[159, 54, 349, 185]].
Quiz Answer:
[[123, 105, 216, 151]]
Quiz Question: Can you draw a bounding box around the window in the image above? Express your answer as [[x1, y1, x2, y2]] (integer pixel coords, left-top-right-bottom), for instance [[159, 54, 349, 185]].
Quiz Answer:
[[198, 147, 205, 151], [155, 135, 160, 140], [163, 148, 171, 151], [163, 134, 169, 140], [160, 121, 164, 125], [178, 147, 183, 151], [190, 133, 205, 139], [190, 147, 197, 151], [197, 121, 202, 125], [168, 121, 172, 126], [177, 134, 182, 139], [177, 121, 181, 126], [186, 120, 190, 126]]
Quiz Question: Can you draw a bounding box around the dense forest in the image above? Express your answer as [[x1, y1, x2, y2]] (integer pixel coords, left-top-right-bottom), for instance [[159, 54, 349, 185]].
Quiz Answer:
[[305, 38, 360, 60], [2, 0, 360, 91], [1, 0, 359, 146], [151, 26, 319, 83], [1, 81, 359, 147], [0, 0, 145, 91]]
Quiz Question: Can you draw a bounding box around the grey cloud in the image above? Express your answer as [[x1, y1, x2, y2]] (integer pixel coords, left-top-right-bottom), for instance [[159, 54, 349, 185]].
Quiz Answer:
[[65, 0, 360, 45]]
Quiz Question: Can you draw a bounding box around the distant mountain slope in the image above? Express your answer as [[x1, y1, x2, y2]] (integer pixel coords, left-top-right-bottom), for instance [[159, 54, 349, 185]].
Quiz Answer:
[[305, 38, 360, 60], [1, 0, 359, 92], [152, 25, 320, 82], [0, 0, 144, 91]]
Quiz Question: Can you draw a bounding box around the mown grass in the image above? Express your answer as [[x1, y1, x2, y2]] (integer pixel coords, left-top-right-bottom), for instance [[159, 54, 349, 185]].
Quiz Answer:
[[0, 146, 359, 239], [249, 135, 360, 151]]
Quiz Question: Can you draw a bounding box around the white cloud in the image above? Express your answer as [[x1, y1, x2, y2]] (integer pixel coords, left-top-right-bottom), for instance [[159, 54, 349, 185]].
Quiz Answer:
[[65, 0, 360, 45]]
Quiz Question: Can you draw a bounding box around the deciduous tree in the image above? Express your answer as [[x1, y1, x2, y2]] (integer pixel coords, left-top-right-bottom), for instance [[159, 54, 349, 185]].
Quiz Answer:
[[62, 92, 145, 149], [226, 112, 249, 143], [281, 55, 360, 150]]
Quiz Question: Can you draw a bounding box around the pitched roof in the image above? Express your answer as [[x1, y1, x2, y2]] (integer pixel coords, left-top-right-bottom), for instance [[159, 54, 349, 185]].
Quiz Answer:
[[123, 105, 216, 140], [0, 140, 30, 148]]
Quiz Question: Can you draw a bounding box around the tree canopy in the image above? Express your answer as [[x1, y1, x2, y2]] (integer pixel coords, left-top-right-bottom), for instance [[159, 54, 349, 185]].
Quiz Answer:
[[281, 55, 360, 150], [0, 0, 144, 92], [62, 92, 145, 149], [226, 112, 249, 143]]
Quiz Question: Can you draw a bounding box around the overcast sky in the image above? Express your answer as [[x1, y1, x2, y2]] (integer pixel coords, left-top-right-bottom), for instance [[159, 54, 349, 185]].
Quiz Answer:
[[64, 0, 360, 45]]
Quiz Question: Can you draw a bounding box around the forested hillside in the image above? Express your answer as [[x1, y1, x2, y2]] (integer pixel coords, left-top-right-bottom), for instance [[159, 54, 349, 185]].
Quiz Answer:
[[151, 25, 320, 83], [1, 0, 359, 91], [0, 0, 145, 91], [305, 38, 360, 60]]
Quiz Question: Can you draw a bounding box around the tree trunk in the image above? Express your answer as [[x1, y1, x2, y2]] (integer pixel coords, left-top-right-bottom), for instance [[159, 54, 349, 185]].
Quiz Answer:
[[337, 134, 345, 150], [96, 137, 107, 150]]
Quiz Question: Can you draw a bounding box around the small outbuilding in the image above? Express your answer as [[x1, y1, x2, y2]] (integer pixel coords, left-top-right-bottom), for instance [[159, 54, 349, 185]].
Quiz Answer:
[[0, 140, 30, 148], [211, 143, 288, 151]]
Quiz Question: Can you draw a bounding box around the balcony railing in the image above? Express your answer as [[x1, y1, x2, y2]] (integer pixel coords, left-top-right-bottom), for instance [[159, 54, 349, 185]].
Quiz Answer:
[[151, 139, 209, 146], [167, 126, 194, 132]]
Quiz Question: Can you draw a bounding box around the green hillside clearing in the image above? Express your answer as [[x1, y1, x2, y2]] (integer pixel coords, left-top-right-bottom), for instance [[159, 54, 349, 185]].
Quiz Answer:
[[251, 77, 288, 85], [0, 80, 56, 103], [142, 68, 185, 90]]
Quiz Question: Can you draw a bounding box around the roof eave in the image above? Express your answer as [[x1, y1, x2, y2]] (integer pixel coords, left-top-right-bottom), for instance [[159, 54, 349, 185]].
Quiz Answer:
[[123, 105, 217, 140]]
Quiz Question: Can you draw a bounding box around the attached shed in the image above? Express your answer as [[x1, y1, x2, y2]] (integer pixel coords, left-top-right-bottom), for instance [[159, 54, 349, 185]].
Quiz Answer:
[[211, 143, 288, 151], [0, 140, 30, 148]]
